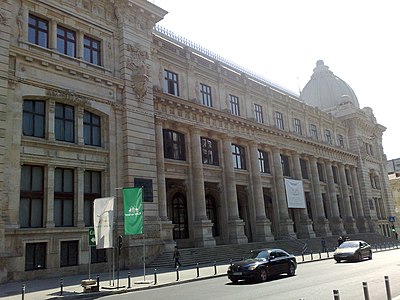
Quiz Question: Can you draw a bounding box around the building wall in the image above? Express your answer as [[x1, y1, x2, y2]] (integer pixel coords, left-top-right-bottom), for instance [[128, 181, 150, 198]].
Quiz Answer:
[[0, 0, 395, 282]]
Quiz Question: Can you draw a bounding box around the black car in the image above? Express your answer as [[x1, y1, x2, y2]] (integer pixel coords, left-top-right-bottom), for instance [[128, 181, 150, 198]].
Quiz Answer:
[[333, 240, 372, 262], [227, 248, 297, 283]]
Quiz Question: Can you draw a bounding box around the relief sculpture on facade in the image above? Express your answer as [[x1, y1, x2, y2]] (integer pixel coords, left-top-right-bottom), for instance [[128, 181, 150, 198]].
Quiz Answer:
[[127, 44, 149, 100]]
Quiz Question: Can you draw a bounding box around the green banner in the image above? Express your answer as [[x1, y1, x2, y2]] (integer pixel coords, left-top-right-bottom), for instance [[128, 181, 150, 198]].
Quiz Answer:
[[123, 187, 143, 235], [89, 227, 96, 247]]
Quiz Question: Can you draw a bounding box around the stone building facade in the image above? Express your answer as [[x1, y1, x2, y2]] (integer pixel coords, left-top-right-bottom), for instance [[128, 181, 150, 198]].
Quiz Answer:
[[0, 0, 395, 282]]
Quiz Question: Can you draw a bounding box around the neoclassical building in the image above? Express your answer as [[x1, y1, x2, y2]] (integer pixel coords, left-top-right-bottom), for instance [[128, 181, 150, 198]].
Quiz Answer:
[[0, 0, 395, 282]]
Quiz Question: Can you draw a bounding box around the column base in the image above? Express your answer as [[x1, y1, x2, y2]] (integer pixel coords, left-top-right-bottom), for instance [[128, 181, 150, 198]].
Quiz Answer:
[[254, 218, 275, 242], [160, 220, 175, 247], [296, 219, 316, 239], [355, 217, 368, 233], [193, 220, 216, 247], [343, 217, 358, 234], [329, 217, 346, 235], [315, 217, 332, 237], [228, 219, 248, 244], [277, 219, 296, 239]]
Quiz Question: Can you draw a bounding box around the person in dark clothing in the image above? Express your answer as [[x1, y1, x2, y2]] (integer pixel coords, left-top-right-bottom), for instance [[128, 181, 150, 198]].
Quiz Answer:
[[173, 246, 181, 268], [321, 237, 327, 252], [337, 236, 344, 247]]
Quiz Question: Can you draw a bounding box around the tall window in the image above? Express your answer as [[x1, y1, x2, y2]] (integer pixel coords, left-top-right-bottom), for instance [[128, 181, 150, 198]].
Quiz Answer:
[[230, 95, 240, 116], [60, 241, 79, 267], [55, 103, 75, 142], [28, 15, 48, 47], [275, 111, 284, 130], [200, 84, 212, 107], [332, 165, 339, 184], [345, 169, 352, 186], [164, 70, 179, 96], [23, 100, 45, 138], [206, 195, 219, 236], [57, 26, 76, 57], [84, 36, 101, 65], [25, 243, 46, 271], [84, 171, 101, 227], [337, 134, 344, 148], [163, 129, 186, 160], [281, 155, 290, 177], [54, 168, 74, 227], [171, 193, 189, 239], [300, 159, 309, 179], [324, 129, 332, 144], [310, 124, 318, 140], [232, 144, 246, 169], [84, 110, 101, 146], [258, 150, 270, 173], [201, 137, 219, 166], [317, 162, 325, 182], [20, 165, 44, 228], [254, 104, 263, 123], [294, 118, 302, 135]]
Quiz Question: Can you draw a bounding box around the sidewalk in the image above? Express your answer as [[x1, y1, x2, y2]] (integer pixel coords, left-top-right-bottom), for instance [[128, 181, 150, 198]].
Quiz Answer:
[[0, 253, 332, 300]]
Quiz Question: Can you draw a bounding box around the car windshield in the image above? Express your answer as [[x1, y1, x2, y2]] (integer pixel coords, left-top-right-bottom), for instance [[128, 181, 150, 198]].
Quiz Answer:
[[339, 241, 360, 248], [248, 250, 269, 261]]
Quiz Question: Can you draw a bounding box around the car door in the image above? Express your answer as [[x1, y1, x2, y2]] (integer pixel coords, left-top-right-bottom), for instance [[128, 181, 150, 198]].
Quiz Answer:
[[275, 250, 289, 274], [267, 251, 280, 276]]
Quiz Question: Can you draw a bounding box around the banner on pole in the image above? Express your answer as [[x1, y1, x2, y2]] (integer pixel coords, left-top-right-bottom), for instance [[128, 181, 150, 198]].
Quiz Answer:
[[123, 187, 143, 235], [93, 197, 114, 249]]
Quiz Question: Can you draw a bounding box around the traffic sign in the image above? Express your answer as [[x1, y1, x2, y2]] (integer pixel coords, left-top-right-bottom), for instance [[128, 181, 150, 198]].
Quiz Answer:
[[89, 227, 96, 247], [389, 216, 396, 223]]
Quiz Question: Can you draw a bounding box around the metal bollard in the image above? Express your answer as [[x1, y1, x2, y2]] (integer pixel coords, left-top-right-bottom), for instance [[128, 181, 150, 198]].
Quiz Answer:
[[60, 278, 63, 296], [127, 271, 131, 288], [310, 251, 313, 260], [21, 284, 25, 300], [333, 289, 340, 300], [196, 263, 200, 278], [362, 282, 370, 300], [302, 253, 304, 261], [384, 276, 391, 300], [319, 252, 321, 259], [214, 261, 217, 275], [327, 250, 329, 258], [230, 259, 232, 266], [96, 274, 100, 290], [176, 266, 180, 281], [154, 269, 157, 285]]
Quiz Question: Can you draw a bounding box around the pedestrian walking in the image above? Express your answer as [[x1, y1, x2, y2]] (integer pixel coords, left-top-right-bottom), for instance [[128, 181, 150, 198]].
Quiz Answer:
[[321, 237, 327, 252], [337, 236, 344, 247], [173, 246, 181, 268]]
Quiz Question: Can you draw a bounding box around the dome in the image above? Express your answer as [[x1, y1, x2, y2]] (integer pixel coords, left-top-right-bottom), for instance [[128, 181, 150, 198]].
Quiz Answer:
[[300, 60, 360, 111]]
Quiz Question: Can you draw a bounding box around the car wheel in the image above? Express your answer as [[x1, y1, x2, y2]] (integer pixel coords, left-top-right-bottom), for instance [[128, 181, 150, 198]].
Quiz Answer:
[[358, 253, 362, 262], [368, 251, 372, 260], [258, 267, 268, 282], [287, 263, 296, 276], [335, 258, 341, 263]]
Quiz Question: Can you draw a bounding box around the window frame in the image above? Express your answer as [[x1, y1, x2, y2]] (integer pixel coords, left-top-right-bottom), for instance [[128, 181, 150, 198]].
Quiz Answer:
[[275, 111, 284, 130], [201, 137, 219, 166], [83, 110, 101, 147], [23, 100, 46, 138], [258, 149, 270, 173], [280, 154, 290, 177], [84, 35, 101, 65], [300, 158, 309, 179], [25, 242, 47, 271], [294, 118, 302, 135], [254, 104, 264, 123], [84, 170, 101, 227], [229, 95, 240, 116], [164, 70, 179, 96], [200, 83, 212, 107], [57, 25, 76, 57], [310, 124, 318, 140], [54, 168, 74, 227], [60, 240, 79, 267], [232, 144, 246, 170], [163, 129, 186, 161], [55, 103, 75, 143], [324, 129, 332, 144], [28, 14, 49, 48]]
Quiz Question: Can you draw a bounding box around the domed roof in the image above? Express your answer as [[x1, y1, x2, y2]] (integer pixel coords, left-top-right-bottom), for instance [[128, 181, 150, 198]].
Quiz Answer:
[[300, 60, 359, 111]]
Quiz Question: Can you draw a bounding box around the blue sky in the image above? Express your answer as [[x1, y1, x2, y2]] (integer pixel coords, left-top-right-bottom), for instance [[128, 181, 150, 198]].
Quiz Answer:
[[152, 0, 399, 160]]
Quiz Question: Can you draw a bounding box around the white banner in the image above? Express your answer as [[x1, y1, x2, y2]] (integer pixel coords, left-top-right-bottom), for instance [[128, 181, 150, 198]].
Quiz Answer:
[[284, 178, 306, 208], [93, 197, 114, 249]]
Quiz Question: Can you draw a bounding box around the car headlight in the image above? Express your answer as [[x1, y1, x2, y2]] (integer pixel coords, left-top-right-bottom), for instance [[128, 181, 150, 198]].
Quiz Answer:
[[248, 265, 257, 270]]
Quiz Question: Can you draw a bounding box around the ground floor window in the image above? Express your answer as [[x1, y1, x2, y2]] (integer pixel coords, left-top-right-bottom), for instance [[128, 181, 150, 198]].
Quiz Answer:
[[206, 195, 219, 236], [25, 242, 46, 271], [60, 240, 79, 267], [171, 193, 189, 239], [91, 247, 107, 264]]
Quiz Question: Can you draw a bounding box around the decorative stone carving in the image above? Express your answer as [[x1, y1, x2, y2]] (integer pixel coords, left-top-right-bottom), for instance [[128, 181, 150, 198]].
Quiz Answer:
[[127, 45, 149, 100], [0, 9, 7, 25], [46, 89, 90, 105]]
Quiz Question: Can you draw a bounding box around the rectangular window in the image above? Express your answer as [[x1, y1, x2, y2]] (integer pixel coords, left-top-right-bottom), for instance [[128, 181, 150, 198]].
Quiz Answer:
[[57, 26, 76, 57], [310, 124, 318, 140], [84, 36, 101, 65], [332, 165, 339, 184], [232, 144, 246, 170], [345, 169, 352, 186], [254, 104, 263, 123], [28, 14, 48, 47], [55, 103, 75, 142], [54, 168, 74, 227], [294, 118, 302, 135], [164, 70, 179, 96], [25, 242, 46, 271], [200, 84, 212, 107], [201, 137, 219, 166], [134, 178, 153, 202], [230, 95, 240, 116], [324, 129, 332, 144], [275, 111, 284, 130], [84, 110, 101, 146], [280, 155, 290, 177], [84, 170, 101, 227], [317, 162, 325, 182], [20, 165, 44, 228], [300, 159, 309, 179], [91, 247, 107, 264], [60, 240, 78, 267], [163, 129, 186, 160], [258, 150, 270, 173], [337, 134, 344, 148], [23, 100, 45, 138]]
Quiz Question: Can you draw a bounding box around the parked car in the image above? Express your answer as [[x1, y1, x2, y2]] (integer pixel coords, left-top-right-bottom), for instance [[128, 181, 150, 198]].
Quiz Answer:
[[333, 240, 372, 262], [227, 248, 297, 284]]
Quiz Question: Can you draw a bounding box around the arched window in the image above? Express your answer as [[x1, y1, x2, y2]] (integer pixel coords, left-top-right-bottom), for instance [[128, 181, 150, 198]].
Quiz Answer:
[[206, 195, 219, 236], [171, 193, 188, 239]]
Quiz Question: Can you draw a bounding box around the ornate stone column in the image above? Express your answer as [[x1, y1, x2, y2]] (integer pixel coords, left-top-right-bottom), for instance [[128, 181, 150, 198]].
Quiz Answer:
[[350, 165, 367, 232], [325, 160, 345, 235], [271, 147, 294, 238], [190, 128, 215, 247], [46, 165, 55, 228], [338, 163, 357, 233], [249, 142, 274, 242], [222, 136, 247, 244], [309, 157, 331, 236], [292, 152, 315, 238]]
